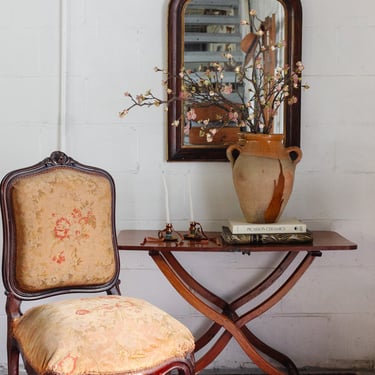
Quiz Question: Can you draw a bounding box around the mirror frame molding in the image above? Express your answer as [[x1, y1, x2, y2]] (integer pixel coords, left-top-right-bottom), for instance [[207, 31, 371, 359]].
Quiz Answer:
[[167, 0, 302, 161]]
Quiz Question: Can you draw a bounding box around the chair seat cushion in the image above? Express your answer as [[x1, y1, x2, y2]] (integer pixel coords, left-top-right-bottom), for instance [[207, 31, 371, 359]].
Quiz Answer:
[[13, 295, 195, 375]]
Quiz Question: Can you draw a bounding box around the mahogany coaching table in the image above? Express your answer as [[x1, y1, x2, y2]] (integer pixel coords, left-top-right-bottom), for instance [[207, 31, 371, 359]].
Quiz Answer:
[[117, 230, 357, 375]]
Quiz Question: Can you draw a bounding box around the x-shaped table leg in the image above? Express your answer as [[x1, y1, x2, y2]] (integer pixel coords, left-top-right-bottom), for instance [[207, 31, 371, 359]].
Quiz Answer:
[[149, 250, 321, 375]]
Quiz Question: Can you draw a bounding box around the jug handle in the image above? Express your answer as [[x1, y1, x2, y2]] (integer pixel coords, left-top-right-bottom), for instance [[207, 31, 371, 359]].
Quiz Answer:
[[226, 144, 241, 167], [286, 146, 303, 165]]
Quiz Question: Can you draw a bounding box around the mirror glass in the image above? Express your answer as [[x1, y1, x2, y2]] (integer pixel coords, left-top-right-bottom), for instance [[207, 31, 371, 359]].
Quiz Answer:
[[167, 0, 302, 161]]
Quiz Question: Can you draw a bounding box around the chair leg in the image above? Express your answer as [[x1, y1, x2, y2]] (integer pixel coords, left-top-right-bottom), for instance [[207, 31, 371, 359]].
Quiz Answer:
[[6, 295, 22, 375], [7, 339, 19, 375]]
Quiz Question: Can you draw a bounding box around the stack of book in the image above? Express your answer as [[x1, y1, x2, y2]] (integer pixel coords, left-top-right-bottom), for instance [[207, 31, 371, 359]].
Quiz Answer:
[[221, 217, 313, 245]]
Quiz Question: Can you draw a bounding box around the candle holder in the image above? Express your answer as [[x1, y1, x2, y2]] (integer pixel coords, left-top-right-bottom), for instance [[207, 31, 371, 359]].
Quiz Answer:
[[158, 223, 179, 242], [184, 221, 207, 241]]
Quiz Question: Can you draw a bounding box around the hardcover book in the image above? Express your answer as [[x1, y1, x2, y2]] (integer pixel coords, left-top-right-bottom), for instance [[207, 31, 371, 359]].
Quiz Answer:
[[227, 217, 307, 234], [221, 226, 313, 245]]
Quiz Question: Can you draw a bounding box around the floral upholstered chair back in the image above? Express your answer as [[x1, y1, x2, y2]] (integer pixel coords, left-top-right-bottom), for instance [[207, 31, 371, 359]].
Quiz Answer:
[[2, 151, 119, 297]]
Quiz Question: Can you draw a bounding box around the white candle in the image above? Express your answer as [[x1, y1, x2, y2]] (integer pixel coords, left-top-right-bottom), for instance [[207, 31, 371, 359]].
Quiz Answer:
[[162, 173, 170, 223], [188, 173, 194, 222]]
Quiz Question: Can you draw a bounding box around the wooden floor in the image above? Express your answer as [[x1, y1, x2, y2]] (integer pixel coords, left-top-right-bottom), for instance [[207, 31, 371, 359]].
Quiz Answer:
[[0, 366, 373, 375]]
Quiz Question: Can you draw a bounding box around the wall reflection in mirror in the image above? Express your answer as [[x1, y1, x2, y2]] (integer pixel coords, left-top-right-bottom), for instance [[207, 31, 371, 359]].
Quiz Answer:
[[183, 0, 285, 146]]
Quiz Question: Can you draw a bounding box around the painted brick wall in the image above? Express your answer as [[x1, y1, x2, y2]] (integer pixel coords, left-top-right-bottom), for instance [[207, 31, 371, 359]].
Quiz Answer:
[[0, 0, 374, 370]]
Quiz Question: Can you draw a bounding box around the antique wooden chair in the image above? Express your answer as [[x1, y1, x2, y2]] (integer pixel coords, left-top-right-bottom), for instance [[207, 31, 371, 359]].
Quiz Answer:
[[1, 151, 195, 375]]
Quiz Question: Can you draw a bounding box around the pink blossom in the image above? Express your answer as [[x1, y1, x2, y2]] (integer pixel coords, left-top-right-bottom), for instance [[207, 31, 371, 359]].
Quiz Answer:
[[179, 91, 191, 100], [119, 110, 128, 118], [206, 129, 217, 143], [186, 108, 197, 121], [229, 111, 239, 123], [221, 84, 233, 95], [296, 61, 304, 72]]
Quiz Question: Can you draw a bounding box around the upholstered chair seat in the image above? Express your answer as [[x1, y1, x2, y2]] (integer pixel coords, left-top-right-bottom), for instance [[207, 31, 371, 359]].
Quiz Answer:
[[1, 152, 195, 375], [13, 295, 194, 375]]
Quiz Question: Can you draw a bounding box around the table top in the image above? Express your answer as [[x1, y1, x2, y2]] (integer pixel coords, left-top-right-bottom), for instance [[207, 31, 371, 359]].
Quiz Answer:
[[117, 230, 357, 253]]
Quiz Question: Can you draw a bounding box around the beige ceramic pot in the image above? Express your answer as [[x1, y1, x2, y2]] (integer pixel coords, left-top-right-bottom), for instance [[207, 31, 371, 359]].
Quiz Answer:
[[226, 133, 302, 223]]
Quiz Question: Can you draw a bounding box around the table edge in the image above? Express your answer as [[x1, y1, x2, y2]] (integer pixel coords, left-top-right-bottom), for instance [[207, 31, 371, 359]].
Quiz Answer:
[[117, 230, 358, 252]]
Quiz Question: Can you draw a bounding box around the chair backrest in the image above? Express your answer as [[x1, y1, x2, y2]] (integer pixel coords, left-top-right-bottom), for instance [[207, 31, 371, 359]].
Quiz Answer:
[[1, 151, 120, 301]]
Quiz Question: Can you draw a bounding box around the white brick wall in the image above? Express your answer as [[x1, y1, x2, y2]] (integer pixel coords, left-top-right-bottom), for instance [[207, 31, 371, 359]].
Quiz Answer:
[[0, 0, 374, 370]]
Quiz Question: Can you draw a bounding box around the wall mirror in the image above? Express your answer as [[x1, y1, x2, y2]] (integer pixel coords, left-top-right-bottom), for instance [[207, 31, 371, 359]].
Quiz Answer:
[[167, 0, 302, 161]]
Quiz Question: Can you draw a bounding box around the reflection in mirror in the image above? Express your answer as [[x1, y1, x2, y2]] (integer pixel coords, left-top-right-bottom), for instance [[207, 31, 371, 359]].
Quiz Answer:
[[167, 0, 302, 161], [183, 0, 285, 147]]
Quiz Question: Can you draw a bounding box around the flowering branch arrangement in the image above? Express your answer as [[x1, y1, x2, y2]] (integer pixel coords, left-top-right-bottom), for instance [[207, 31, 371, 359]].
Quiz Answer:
[[120, 9, 309, 142]]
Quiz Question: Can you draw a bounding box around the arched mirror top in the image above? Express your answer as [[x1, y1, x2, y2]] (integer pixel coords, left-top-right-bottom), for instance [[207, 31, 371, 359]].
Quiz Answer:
[[167, 0, 302, 161]]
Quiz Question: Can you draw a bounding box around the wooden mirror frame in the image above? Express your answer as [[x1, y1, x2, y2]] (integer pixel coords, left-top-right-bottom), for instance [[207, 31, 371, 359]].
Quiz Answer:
[[167, 0, 302, 162]]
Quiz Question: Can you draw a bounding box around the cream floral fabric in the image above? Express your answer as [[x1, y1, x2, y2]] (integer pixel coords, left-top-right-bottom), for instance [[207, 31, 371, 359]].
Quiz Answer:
[[11, 168, 116, 292], [13, 295, 195, 375]]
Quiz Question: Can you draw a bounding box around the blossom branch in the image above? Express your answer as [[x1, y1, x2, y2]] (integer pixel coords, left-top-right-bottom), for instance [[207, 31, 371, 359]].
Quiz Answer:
[[119, 8, 309, 142]]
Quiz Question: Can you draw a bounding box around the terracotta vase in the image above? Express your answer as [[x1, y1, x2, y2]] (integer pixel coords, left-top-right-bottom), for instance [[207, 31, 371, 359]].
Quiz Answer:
[[226, 133, 302, 223]]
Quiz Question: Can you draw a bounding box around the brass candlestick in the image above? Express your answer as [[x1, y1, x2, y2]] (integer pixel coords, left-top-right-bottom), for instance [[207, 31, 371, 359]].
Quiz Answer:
[[184, 221, 207, 241], [158, 223, 179, 242]]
